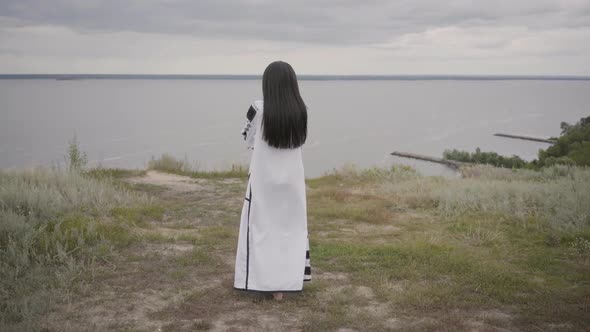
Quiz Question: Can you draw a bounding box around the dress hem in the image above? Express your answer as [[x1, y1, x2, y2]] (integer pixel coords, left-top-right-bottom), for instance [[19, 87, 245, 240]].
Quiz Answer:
[[233, 287, 303, 293]]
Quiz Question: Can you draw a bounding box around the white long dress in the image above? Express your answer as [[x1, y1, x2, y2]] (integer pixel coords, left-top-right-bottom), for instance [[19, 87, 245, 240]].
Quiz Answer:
[[234, 100, 311, 292]]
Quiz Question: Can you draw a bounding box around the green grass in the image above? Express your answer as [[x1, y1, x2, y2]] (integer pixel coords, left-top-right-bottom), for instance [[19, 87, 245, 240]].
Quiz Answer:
[[84, 168, 146, 180], [197, 225, 237, 250], [313, 241, 536, 305], [309, 192, 393, 224], [301, 164, 590, 330], [110, 205, 164, 226], [176, 248, 216, 267]]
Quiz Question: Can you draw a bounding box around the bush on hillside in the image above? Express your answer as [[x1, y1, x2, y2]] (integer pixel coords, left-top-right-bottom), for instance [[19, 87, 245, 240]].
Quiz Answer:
[[443, 148, 527, 169], [537, 116, 590, 167]]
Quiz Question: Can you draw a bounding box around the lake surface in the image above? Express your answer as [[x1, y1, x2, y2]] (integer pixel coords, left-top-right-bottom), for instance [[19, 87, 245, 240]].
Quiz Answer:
[[1, 78, 588, 177]]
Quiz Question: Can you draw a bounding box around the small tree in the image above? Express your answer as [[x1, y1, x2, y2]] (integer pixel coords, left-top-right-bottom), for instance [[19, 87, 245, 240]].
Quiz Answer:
[[66, 133, 88, 171], [539, 116, 590, 167]]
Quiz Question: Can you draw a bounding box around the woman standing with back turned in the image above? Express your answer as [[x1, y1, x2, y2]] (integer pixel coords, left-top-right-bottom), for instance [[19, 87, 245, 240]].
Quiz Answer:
[[234, 61, 311, 301]]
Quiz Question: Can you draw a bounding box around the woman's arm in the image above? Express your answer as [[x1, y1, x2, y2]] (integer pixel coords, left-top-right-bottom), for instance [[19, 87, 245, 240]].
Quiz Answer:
[[241, 104, 258, 149]]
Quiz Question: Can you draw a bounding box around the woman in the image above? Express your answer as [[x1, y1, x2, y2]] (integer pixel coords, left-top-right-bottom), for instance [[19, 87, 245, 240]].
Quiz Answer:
[[234, 61, 311, 301]]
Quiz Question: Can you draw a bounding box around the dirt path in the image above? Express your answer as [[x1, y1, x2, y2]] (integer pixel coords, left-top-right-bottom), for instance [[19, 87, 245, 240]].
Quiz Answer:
[[127, 170, 215, 194]]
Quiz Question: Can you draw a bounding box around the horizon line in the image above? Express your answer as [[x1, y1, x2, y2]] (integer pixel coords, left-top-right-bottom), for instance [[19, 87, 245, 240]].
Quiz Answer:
[[1, 73, 590, 81]]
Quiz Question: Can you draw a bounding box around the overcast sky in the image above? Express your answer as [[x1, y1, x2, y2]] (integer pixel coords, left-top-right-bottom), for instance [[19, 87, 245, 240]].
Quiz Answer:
[[1, 0, 589, 75]]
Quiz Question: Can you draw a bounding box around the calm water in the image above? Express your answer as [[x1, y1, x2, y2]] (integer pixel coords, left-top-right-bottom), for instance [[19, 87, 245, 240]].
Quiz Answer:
[[1, 79, 588, 177]]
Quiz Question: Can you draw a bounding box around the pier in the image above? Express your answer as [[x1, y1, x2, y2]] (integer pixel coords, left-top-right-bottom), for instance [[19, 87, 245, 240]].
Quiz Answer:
[[390, 151, 464, 169], [493, 133, 556, 144]]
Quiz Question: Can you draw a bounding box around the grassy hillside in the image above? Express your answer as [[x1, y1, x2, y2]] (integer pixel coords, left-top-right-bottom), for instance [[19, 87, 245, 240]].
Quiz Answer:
[[1, 161, 589, 331]]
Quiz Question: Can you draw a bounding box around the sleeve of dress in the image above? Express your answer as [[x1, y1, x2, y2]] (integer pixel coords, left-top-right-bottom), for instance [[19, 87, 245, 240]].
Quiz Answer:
[[240, 104, 258, 149]]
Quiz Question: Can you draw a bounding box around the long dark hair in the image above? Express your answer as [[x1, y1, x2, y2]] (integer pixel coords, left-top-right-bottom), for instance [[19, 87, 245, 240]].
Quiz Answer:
[[261, 61, 307, 149]]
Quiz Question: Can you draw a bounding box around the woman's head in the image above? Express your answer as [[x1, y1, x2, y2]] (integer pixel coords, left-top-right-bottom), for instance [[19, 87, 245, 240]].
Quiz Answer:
[[261, 61, 307, 149]]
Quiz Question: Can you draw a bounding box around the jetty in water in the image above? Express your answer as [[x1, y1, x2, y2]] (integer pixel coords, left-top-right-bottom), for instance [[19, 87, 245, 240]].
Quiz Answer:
[[493, 133, 556, 144], [390, 151, 464, 170], [391, 132, 556, 169]]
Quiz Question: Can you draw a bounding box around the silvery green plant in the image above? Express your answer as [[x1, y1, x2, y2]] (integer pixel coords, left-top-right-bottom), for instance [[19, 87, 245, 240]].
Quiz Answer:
[[66, 133, 87, 172]]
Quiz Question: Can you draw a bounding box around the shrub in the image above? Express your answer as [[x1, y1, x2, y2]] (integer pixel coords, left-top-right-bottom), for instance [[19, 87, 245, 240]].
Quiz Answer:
[[538, 116, 590, 167], [65, 134, 88, 171], [443, 148, 527, 169], [147, 153, 192, 174]]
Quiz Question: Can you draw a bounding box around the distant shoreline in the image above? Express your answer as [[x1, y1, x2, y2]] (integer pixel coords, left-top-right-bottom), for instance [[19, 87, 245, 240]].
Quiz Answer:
[[1, 74, 590, 81]]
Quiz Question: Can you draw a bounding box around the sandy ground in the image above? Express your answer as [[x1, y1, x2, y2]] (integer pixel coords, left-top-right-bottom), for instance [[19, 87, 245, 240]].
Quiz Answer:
[[127, 170, 215, 193]]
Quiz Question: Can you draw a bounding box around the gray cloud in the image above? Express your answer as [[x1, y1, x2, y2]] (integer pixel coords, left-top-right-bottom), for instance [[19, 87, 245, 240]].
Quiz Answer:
[[1, 1, 589, 74], [1, 0, 589, 45]]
